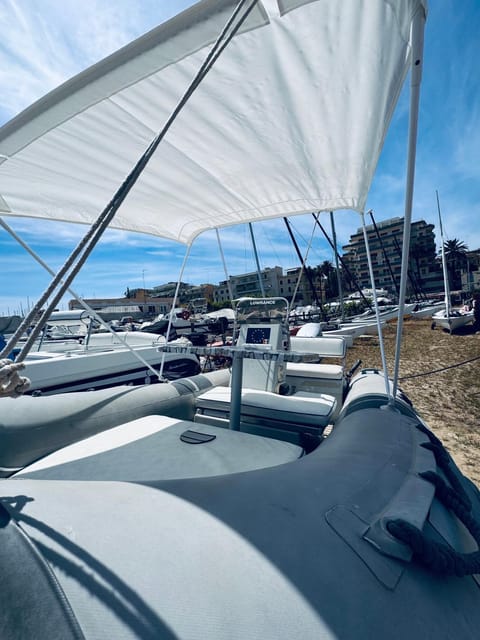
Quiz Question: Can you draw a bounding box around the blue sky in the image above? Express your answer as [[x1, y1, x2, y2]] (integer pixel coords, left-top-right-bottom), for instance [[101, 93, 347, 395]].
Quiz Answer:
[[0, 0, 479, 316]]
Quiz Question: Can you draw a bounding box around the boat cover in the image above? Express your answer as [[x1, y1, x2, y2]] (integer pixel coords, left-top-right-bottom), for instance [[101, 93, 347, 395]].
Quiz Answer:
[[0, 0, 426, 243]]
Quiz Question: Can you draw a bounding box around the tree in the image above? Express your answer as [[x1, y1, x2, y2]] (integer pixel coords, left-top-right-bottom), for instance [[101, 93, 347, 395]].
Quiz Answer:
[[318, 260, 337, 300], [303, 265, 321, 307], [443, 238, 468, 290]]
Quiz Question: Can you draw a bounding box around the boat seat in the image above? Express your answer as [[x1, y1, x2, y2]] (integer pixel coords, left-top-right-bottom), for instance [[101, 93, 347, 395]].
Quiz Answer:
[[194, 313, 335, 439], [195, 386, 336, 433], [286, 362, 344, 380], [285, 336, 347, 417], [290, 335, 347, 359], [14, 415, 303, 482]]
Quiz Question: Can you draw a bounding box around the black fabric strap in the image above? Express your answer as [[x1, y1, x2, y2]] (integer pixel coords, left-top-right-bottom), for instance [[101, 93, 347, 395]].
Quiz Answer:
[[387, 471, 480, 577]]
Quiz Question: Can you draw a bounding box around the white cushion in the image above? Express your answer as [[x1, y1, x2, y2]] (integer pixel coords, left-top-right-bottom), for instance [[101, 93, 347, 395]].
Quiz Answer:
[[286, 362, 344, 381], [197, 386, 336, 421], [290, 336, 346, 357]]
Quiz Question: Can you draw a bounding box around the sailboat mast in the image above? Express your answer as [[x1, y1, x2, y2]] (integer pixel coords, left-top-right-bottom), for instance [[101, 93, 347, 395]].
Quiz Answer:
[[329, 212, 345, 321], [248, 223, 266, 297], [391, 235, 424, 301], [312, 213, 374, 311], [283, 217, 324, 314], [368, 211, 401, 298], [436, 190, 451, 315]]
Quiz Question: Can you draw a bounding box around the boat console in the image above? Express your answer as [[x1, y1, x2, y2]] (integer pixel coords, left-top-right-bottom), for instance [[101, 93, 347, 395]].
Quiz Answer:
[[194, 298, 338, 444], [235, 319, 286, 393]]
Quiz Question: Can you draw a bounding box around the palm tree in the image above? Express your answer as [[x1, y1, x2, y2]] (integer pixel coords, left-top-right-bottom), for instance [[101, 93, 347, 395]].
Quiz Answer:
[[443, 238, 468, 290], [317, 260, 337, 301]]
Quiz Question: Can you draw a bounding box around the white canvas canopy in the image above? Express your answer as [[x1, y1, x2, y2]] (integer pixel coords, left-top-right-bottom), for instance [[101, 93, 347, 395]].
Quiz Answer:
[[0, 0, 427, 245]]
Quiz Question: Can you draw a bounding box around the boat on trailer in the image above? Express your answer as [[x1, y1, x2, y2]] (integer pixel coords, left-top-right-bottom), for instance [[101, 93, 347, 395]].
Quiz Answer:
[[0, 1, 479, 639]]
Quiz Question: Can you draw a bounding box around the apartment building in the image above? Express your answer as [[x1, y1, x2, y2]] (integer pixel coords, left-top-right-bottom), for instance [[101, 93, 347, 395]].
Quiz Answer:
[[341, 217, 444, 297]]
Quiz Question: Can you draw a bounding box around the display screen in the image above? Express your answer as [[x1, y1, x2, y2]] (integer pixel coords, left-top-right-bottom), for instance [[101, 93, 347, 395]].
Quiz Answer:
[[245, 327, 271, 345]]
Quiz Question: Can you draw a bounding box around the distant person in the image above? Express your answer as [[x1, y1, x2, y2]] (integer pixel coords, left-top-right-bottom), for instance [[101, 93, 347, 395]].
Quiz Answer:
[[473, 295, 480, 329]]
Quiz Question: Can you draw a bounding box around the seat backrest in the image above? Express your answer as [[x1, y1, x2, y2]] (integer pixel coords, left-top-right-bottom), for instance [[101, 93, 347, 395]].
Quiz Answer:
[[290, 336, 346, 359]]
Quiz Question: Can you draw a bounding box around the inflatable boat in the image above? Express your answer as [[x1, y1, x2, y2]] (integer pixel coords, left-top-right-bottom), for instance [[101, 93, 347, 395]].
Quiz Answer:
[[0, 1, 478, 638]]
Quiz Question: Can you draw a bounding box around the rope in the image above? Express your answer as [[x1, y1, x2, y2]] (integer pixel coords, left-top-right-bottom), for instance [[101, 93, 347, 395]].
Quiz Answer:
[[0, 359, 30, 398], [386, 518, 480, 576], [417, 421, 473, 512], [399, 353, 480, 380], [387, 471, 480, 577]]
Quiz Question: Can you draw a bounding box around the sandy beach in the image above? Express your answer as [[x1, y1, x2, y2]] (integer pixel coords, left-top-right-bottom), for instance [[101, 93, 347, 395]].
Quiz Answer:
[[344, 317, 480, 487]]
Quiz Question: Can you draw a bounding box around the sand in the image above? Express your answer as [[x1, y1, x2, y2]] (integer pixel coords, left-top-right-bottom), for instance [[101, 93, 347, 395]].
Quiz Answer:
[[344, 317, 480, 487]]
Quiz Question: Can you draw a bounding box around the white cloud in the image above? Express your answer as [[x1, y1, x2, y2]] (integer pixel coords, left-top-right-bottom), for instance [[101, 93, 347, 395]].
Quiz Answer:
[[0, 0, 197, 123]]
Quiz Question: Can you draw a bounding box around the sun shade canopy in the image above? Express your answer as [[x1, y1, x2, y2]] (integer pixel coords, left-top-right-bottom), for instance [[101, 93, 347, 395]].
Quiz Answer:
[[0, 0, 427, 245]]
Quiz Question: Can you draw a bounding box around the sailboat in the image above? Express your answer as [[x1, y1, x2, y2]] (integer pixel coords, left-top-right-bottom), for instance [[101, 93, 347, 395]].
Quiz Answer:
[[432, 191, 474, 333], [0, 2, 479, 639]]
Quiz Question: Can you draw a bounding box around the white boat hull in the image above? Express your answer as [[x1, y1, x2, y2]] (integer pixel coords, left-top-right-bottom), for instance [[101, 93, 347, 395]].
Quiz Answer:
[[23, 342, 200, 394], [411, 302, 445, 318], [432, 310, 474, 333]]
